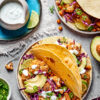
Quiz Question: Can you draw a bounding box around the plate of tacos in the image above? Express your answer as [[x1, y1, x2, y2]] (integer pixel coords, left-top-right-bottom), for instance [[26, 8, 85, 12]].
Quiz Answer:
[[17, 36, 92, 100], [54, 0, 100, 34]]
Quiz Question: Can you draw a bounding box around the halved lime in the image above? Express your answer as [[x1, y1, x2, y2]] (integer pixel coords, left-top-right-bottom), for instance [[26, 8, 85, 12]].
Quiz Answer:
[[27, 10, 39, 29]]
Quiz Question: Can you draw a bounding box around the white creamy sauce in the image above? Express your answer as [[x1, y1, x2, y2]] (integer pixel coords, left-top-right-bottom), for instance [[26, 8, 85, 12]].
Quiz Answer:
[[31, 65, 38, 69], [80, 68, 86, 74], [34, 71, 38, 75], [0, 2, 25, 24], [69, 49, 79, 55], [55, 41, 66, 48], [40, 91, 52, 98], [43, 71, 46, 74], [55, 41, 59, 45], [22, 70, 28, 76], [51, 95, 57, 100], [54, 89, 63, 92]]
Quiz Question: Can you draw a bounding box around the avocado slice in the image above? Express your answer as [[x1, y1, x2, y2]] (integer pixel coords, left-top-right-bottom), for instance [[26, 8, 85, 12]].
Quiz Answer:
[[79, 57, 87, 72], [91, 36, 100, 62], [72, 54, 81, 65], [24, 75, 47, 93], [82, 79, 88, 95], [21, 59, 34, 69], [75, 21, 88, 31], [62, 0, 74, 4]]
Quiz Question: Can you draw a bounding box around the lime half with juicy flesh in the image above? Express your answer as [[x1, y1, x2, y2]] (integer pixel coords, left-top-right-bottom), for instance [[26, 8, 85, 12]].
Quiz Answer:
[[27, 10, 39, 29]]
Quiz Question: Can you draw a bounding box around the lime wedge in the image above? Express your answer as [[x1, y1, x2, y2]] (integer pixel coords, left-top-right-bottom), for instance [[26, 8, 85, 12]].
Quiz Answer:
[[27, 10, 39, 29]]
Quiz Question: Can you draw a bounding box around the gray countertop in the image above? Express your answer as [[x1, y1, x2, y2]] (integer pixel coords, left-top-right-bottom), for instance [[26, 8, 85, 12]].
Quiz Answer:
[[0, 0, 100, 100]]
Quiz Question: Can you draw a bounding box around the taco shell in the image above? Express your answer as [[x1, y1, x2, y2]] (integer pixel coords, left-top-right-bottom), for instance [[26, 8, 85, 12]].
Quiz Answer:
[[76, 0, 100, 19], [31, 44, 82, 98]]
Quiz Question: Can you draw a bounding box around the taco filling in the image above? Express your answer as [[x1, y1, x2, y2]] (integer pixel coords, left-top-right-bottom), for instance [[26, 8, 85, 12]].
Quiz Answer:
[[56, 0, 100, 32], [18, 37, 92, 100], [19, 56, 80, 100]]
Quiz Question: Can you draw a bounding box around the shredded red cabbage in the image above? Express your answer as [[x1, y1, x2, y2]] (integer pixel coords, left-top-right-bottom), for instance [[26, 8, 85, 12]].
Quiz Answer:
[[19, 87, 26, 91], [64, 14, 74, 23], [82, 21, 89, 26], [22, 54, 34, 60], [30, 93, 39, 100], [47, 79, 56, 91], [66, 88, 70, 93], [70, 1, 76, 6], [77, 53, 87, 62], [57, 39, 62, 45]]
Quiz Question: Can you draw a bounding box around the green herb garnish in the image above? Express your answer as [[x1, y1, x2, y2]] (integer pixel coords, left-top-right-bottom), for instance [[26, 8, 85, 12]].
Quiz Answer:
[[58, 93, 62, 98], [46, 92, 54, 96], [57, 7, 60, 11], [61, 86, 67, 91], [75, 8, 83, 15], [69, 92, 74, 99], [88, 26, 94, 31], [77, 60, 81, 65], [84, 75, 87, 79], [19, 69, 24, 75], [50, 6, 54, 14], [61, 1, 64, 6], [82, 16, 87, 21], [33, 86, 38, 92]]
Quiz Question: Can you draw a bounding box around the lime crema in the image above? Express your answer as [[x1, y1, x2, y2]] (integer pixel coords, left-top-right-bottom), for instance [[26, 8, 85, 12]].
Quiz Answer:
[[0, 2, 25, 24]]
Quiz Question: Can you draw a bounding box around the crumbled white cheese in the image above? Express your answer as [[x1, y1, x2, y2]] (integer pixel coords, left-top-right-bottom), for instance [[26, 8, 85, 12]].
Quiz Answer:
[[41, 91, 46, 98], [51, 95, 57, 100], [80, 68, 86, 74], [22, 70, 28, 76], [34, 71, 38, 74], [40, 91, 52, 98], [31, 65, 38, 69], [55, 41, 66, 48], [69, 49, 79, 55], [43, 71, 46, 74], [55, 41, 59, 45], [54, 89, 63, 92], [50, 77, 53, 80], [61, 44, 66, 48]]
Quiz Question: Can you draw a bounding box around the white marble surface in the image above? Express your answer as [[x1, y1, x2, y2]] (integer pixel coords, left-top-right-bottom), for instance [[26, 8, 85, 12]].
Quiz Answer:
[[0, 0, 100, 100]]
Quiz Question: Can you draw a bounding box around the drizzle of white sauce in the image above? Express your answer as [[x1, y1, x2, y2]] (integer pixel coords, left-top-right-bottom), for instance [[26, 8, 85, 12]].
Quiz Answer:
[[31, 65, 38, 69], [40, 91, 52, 98], [51, 95, 57, 100], [80, 68, 86, 74], [69, 49, 79, 55], [22, 70, 28, 76], [34, 71, 38, 74]]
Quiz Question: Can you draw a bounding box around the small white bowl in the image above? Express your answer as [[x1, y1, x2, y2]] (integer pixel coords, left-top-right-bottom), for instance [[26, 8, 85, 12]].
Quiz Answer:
[[0, 0, 29, 30], [0, 78, 11, 100]]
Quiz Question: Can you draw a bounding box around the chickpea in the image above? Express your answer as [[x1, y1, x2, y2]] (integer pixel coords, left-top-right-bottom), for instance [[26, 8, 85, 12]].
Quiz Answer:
[[56, 1, 60, 6], [85, 65, 91, 70], [59, 10, 63, 16], [5, 62, 13, 71], [58, 26, 63, 31], [57, 19, 61, 24]]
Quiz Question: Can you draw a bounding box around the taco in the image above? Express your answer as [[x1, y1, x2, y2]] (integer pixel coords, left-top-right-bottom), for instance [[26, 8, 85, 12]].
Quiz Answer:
[[17, 36, 92, 100], [55, 0, 100, 32], [31, 44, 82, 98]]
